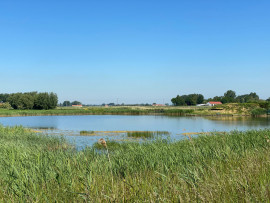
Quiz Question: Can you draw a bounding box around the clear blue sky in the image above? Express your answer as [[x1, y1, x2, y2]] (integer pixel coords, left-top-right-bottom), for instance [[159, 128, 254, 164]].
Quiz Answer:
[[0, 0, 269, 104]]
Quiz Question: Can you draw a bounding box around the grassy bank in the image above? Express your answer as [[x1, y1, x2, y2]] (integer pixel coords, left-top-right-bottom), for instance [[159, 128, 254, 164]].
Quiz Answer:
[[0, 106, 197, 117], [0, 103, 267, 117], [0, 126, 270, 201]]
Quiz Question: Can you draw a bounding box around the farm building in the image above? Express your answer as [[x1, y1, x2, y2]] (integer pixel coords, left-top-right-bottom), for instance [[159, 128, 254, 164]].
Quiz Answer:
[[72, 104, 83, 107], [152, 104, 166, 107], [207, 101, 222, 106]]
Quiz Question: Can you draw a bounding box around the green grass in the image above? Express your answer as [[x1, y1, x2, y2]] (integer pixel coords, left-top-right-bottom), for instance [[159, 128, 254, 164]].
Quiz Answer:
[[1, 125, 270, 201]]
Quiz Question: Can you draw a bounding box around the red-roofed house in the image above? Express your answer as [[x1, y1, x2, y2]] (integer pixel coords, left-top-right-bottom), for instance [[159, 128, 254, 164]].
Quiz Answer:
[[207, 101, 222, 106]]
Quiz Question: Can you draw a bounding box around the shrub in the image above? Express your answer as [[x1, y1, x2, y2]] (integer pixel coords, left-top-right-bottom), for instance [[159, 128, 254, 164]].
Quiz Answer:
[[0, 102, 12, 109]]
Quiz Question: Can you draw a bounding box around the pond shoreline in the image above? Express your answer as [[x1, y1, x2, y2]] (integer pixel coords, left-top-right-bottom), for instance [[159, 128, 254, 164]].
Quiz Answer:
[[0, 104, 268, 117], [0, 112, 252, 117]]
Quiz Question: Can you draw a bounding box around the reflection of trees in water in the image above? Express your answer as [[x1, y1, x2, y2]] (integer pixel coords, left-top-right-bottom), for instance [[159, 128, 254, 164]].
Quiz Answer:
[[33, 127, 57, 130], [204, 116, 270, 127]]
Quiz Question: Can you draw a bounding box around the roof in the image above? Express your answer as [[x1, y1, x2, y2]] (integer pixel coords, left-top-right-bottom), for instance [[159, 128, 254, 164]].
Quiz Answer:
[[208, 101, 222, 104]]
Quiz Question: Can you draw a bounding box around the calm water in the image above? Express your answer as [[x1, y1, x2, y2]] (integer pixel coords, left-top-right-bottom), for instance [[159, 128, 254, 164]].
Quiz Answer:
[[0, 115, 269, 149]]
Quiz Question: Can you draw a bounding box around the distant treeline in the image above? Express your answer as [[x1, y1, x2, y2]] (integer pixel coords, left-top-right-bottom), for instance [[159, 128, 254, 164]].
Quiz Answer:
[[172, 90, 270, 106], [59, 101, 82, 106], [171, 94, 204, 106], [0, 92, 58, 110]]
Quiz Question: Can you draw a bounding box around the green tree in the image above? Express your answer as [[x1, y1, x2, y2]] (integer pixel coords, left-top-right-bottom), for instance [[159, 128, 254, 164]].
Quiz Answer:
[[71, 101, 82, 105], [171, 95, 185, 106], [171, 94, 204, 106], [63, 101, 71, 106], [34, 92, 58, 110], [0, 94, 9, 102], [185, 94, 197, 105], [196, 94, 204, 104], [235, 92, 259, 103], [222, 90, 236, 103]]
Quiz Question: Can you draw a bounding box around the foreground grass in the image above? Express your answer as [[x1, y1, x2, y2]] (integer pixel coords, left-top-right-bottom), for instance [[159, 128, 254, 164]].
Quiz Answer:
[[0, 126, 270, 202]]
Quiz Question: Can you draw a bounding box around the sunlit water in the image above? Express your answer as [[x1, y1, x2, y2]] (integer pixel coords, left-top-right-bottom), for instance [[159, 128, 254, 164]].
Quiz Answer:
[[0, 115, 269, 149]]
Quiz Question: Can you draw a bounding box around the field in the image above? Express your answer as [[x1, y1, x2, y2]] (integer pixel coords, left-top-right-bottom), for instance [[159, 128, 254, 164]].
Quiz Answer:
[[0, 125, 270, 201], [0, 103, 266, 117]]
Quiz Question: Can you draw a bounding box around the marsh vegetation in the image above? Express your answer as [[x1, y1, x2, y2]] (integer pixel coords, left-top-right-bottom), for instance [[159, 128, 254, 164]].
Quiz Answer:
[[0, 125, 270, 201]]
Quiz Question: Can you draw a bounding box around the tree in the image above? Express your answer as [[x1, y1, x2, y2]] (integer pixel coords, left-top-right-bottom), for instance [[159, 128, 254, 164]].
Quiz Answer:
[[0, 94, 9, 102], [71, 101, 82, 105], [223, 90, 236, 103], [34, 92, 58, 110], [212, 96, 223, 101], [171, 94, 204, 106], [63, 101, 71, 106], [48, 92, 58, 109], [197, 94, 204, 104], [171, 95, 185, 106], [185, 94, 197, 105]]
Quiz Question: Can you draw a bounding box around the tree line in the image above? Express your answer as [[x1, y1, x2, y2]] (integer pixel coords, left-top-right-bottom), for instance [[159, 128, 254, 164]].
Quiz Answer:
[[60, 101, 82, 107], [0, 92, 58, 110], [171, 90, 269, 106]]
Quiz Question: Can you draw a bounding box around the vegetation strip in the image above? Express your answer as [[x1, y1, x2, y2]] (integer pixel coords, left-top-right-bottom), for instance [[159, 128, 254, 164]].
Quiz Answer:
[[0, 125, 270, 201], [0, 102, 269, 117]]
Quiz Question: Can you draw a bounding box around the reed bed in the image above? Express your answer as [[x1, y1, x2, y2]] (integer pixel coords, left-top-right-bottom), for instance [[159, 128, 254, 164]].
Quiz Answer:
[[127, 131, 170, 138], [0, 107, 201, 117], [79, 130, 95, 135], [0, 125, 270, 202]]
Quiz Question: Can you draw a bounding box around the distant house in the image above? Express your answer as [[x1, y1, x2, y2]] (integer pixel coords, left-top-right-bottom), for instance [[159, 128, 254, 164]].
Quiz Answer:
[[152, 104, 166, 107], [207, 101, 222, 106], [72, 104, 83, 107], [196, 104, 209, 107]]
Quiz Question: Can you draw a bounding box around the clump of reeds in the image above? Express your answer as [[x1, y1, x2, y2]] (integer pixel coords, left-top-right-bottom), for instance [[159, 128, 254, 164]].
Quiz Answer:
[[80, 130, 95, 135], [127, 131, 170, 138]]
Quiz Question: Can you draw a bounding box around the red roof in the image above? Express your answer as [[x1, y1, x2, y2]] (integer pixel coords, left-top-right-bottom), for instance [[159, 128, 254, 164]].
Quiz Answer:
[[208, 101, 222, 104]]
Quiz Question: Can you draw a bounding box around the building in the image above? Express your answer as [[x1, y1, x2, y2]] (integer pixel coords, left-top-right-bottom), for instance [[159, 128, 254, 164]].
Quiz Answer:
[[196, 104, 209, 107], [152, 104, 166, 107], [72, 104, 83, 107], [207, 101, 222, 106]]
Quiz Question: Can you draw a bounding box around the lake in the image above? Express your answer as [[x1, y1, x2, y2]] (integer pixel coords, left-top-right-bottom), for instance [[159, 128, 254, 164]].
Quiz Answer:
[[0, 115, 269, 149]]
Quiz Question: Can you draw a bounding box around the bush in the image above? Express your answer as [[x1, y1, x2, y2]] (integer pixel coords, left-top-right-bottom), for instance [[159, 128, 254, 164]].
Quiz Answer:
[[251, 108, 267, 116], [0, 102, 12, 109]]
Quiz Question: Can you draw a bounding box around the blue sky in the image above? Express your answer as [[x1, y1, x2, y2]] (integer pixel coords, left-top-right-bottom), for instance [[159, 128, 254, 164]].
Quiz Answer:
[[0, 0, 269, 104]]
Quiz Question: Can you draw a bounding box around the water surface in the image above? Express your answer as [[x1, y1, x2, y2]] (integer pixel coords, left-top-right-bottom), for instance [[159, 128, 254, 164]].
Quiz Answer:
[[0, 115, 269, 149]]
